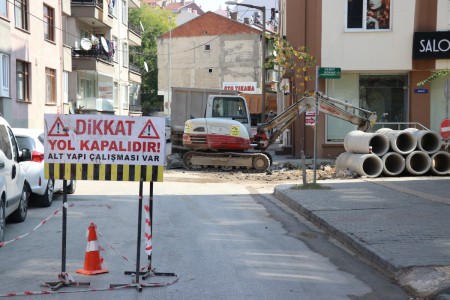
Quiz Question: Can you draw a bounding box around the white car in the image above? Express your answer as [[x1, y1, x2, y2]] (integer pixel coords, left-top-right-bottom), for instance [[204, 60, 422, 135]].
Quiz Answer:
[[0, 117, 32, 242], [12, 128, 76, 207]]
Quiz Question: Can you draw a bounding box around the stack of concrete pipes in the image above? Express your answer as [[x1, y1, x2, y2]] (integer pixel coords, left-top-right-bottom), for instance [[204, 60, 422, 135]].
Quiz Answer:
[[336, 128, 450, 178]]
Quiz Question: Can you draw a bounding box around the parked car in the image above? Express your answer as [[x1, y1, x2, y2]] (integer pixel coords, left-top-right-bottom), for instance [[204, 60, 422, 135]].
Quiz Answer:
[[0, 117, 32, 242], [12, 128, 76, 208]]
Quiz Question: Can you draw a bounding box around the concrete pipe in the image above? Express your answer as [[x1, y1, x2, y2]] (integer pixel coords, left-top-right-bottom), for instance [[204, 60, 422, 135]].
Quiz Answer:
[[381, 152, 405, 176], [430, 151, 450, 175], [336, 152, 383, 178], [405, 151, 432, 175], [376, 128, 417, 155], [344, 131, 390, 156], [405, 128, 442, 154]]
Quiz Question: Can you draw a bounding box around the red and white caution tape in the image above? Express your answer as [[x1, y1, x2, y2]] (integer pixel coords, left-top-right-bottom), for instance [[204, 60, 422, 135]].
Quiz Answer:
[[144, 203, 152, 255], [0, 273, 178, 297], [0, 203, 71, 248], [96, 228, 151, 272]]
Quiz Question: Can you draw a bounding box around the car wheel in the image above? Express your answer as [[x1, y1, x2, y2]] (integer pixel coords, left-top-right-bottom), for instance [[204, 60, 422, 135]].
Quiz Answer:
[[38, 179, 54, 207], [0, 198, 5, 243], [9, 184, 30, 223], [67, 180, 76, 194]]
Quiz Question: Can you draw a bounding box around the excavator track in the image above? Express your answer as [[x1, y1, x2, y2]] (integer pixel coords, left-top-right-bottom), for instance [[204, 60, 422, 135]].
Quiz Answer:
[[183, 151, 270, 173]]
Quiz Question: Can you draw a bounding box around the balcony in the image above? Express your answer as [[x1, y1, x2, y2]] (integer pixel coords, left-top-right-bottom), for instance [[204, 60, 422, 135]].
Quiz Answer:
[[129, 0, 141, 9], [76, 98, 115, 114], [71, 0, 113, 28], [129, 104, 142, 116], [62, 0, 71, 15], [129, 63, 142, 84], [128, 23, 142, 46], [72, 44, 114, 74]]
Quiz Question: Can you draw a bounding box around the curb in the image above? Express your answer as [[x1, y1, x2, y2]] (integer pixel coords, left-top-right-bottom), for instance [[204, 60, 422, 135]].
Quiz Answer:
[[273, 185, 399, 279], [273, 184, 450, 299]]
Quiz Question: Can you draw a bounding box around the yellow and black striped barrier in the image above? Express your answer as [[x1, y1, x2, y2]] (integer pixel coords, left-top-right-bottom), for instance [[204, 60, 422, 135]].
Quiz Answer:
[[44, 163, 164, 182]]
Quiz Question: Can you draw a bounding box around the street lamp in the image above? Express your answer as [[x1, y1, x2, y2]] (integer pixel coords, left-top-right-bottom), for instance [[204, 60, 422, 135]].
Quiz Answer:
[[226, 1, 266, 122], [167, 16, 173, 117]]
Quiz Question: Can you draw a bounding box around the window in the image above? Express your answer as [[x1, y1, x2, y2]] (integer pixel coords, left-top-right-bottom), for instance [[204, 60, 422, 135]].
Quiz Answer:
[[205, 44, 211, 51], [346, 0, 391, 30], [0, 0, 7, 18], [208, 68, 213, 74], [122, 42, 128, 68], [0, 53, 9, 97], [45, 68, 56, 104], [325, 73, 407, 142], [122, 0, 127, 24], [14, 0, 28, 30], [7, 127, 19, 162], [63, 71, 68, 103], [113, 82, 118, 107], [121, 84, 128, 109], [212, 97, 248, 123], [43, 4, 54, 41], [0, 125, 12, 159], [112, 36, 118, 62], [16, 60, 29, 102]]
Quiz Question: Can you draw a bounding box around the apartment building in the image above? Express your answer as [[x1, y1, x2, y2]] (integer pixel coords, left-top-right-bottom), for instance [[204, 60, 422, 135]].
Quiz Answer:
[[157, 12, 265, 116], [279, 0, 450, 159], [0, 0, 141, 128], [0, 0, 66, 128], [66, 0, 142, 116]]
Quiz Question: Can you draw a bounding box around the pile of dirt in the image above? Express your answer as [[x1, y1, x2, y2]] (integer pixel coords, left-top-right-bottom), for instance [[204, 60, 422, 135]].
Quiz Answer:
[[169, 161, 358, 184]]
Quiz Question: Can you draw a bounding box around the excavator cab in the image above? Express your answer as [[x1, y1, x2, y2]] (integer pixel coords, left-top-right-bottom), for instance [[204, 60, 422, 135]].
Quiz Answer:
[[206, 96, 252, 136]]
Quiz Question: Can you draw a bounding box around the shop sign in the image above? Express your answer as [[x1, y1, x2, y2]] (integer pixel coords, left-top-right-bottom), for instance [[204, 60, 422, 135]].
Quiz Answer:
[[223, 82, 257, 94], [413, 31, 450, 59]]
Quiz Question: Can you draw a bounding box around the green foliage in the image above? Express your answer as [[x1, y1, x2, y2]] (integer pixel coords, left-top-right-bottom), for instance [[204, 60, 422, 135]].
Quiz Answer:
[[266, 35, 316, 94], [417, 70, 450, 87], [129, 4, 175, 111]]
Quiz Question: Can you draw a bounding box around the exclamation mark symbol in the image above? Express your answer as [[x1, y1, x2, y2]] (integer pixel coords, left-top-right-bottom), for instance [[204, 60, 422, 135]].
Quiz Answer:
[[57, 123, 60, 134], [147, 124, 151, 136], [157, 142, 160, 152]]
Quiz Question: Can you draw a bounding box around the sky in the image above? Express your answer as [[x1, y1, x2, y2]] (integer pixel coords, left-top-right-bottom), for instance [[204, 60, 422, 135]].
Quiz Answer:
[[194, 0, 229, 12]]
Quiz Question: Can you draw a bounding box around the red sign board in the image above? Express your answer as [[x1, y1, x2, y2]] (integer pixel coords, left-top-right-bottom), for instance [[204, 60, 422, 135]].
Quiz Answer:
[[440, 118, 450, 139]]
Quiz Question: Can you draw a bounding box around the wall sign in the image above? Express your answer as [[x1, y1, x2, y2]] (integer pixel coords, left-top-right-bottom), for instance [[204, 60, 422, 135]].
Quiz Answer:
[[223, 82, 257, 94], [413, 31, 450, 59]]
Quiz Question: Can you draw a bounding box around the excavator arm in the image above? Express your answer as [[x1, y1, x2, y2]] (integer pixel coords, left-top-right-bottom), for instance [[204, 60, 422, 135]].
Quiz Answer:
[[254, 91, 377, 150]]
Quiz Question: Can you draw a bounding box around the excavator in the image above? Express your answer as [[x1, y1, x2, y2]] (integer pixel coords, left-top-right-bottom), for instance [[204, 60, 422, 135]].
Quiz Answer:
[[182, 91, 377, 172]]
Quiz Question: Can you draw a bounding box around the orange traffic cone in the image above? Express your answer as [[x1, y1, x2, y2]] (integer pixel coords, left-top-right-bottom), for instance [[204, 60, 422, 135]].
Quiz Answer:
[[76, 223, 108, 275]]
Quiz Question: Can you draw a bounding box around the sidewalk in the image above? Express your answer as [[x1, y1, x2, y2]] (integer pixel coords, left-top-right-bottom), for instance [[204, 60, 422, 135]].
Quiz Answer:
[[273, 176, 450, 299]]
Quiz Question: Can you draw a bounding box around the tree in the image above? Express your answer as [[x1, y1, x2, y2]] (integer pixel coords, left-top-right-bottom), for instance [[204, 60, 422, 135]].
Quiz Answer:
[[417, 70, 450, 87], [265, 35, 316, 96], [129, 4, 175, 115]]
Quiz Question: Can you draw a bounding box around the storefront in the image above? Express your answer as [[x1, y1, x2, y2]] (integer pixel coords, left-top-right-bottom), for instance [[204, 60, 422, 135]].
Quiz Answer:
[[326, 74, 409, 142]]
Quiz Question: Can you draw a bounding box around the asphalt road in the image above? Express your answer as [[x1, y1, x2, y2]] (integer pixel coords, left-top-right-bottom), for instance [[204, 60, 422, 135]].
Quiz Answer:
[[0, 177, 410, 299]]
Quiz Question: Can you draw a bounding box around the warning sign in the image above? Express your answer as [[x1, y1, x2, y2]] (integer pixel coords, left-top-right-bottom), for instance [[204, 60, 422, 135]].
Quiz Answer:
[[138, 119, 160, 139], [48, 117, 69, 137], [44, 115, 166, 167], [305, 110, 315, 126]]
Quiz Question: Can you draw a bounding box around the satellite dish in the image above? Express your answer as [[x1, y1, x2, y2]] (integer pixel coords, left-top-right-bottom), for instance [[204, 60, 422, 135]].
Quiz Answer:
[[91, 35, 99, 45], [144, 62, 149, 72], [100, 37, 109, 52], [80, 38, 92, 51], [140, 21, 145, 32]]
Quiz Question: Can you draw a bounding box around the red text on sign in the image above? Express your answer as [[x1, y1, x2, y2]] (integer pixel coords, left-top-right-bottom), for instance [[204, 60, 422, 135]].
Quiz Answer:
[[76, 119, 135, 136]]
